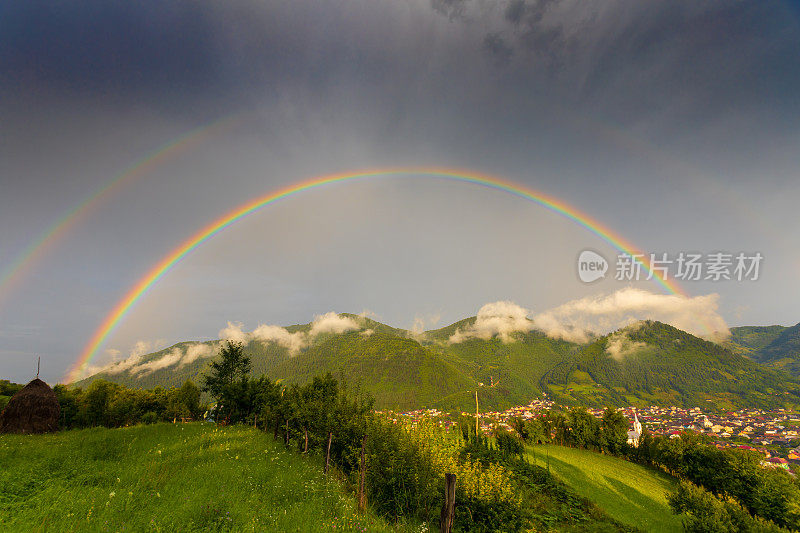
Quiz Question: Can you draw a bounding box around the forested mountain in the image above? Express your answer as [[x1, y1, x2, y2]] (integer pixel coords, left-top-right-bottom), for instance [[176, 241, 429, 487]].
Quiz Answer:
[[543, 321, 800, 410], [728, 323, 800, 376], [74, 316, 800, 412], [727, 325, 788, 353]]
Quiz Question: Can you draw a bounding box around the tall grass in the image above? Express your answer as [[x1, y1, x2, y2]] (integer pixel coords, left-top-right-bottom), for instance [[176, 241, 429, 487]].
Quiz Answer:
[[0, 423, 412, 532]]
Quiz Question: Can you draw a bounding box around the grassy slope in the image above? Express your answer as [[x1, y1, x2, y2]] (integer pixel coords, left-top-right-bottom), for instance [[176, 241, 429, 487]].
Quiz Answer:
[[527, 445, 682, 533], [0, 424, 406, 532]]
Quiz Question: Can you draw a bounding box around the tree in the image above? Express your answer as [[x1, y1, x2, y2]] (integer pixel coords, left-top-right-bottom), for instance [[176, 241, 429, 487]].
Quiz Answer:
[[601, 408, 629, 455], [201, 341, 251, 420]]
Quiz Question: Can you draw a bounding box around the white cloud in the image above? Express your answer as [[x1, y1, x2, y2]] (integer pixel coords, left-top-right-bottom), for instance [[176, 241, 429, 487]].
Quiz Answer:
[[104, 340, 157, 374], [251, 324, 308, 354], [216, 312, 361, 356], [450, 301, 534, 343], [309, 312, 360, 336], [219, 321, 249, 344], [179, 343, 216, 366], [131, 347, 183, 376], [532, 288, 730, 343], [604, 328, 647, 361]]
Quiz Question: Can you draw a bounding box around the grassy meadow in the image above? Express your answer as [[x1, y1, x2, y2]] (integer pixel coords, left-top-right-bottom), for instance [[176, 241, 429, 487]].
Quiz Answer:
[[527, 445, 682, 533], [0, 423, 410, 532]]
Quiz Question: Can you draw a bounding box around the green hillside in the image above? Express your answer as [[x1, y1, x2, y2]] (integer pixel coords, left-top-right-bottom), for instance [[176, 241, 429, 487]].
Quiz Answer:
[[727, 325, 788, 354], [725, 323, 800, 376], [75, 315, 578, 412], [266, 331, 475, 410], [541, 321, 800, 410], [0, 423, 404, 532], [527, 444, 681, 532], [751, 323, 800, 372], [433, 330, 581, 411]]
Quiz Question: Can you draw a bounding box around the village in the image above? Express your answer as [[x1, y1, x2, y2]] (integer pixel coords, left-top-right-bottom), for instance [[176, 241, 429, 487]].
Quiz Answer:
[[385, 397, 800, 472]]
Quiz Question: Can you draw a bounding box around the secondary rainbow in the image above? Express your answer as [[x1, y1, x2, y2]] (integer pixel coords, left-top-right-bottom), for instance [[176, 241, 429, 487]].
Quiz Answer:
[[0, 114, 242, 307], [65, 168, 688, 383]]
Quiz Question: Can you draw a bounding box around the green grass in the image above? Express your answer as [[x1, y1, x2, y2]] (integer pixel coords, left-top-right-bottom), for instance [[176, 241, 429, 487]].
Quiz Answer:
[[527, 445, 682, 533], [0, 423, 410, 532]]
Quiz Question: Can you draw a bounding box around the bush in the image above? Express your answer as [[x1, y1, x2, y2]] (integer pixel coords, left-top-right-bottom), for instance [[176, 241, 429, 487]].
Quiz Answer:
[[141, 412, 158, 425], [668, 481, 787, 532]]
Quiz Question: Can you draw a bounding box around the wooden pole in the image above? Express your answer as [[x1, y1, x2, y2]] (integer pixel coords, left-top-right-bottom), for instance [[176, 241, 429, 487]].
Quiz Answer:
[[324, 431, 333, 474], [357, 434, 367, 513], [285, 420, 289, 445], [440, 473, 456, 533], [304, 428, 308, 453], [36, 357, 40, 379]]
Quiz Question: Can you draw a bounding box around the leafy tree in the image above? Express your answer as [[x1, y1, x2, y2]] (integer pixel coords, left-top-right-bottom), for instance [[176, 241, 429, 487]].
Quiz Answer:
[[495, 429, 524, 459], [601, 408, 629, 455], [82, 379, 119, 427], [201, 341, 251, 420]]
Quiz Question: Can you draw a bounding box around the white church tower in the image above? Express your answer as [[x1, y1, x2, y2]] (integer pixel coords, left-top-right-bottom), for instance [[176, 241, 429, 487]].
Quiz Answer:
[[627, 410, 642, 447]]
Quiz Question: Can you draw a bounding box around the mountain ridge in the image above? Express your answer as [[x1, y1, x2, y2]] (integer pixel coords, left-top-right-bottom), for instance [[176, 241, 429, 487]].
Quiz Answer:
[[74, 316, 800, 412]]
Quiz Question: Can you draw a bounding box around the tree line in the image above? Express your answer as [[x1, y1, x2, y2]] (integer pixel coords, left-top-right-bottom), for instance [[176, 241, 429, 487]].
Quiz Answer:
[[53, 379, 205, 428]]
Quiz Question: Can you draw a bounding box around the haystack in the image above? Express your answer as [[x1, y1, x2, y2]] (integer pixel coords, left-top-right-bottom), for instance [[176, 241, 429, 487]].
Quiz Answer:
[[0, 378, 60, 434]]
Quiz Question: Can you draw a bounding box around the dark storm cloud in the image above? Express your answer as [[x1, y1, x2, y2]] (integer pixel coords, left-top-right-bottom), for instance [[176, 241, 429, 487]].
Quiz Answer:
[[430, 0, 800, 142], [4, 0, 798, 129], [0, 0, 395, 113], [1, 2, 220, 95]]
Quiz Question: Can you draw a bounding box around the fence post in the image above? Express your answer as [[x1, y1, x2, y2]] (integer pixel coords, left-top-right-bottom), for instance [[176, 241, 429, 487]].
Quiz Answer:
[[285, 420, 289, 445], [304, 428, 309, 453], [324, 431, 333, 474], [440, 473, 456, 533], [357, 434, 367, 513]]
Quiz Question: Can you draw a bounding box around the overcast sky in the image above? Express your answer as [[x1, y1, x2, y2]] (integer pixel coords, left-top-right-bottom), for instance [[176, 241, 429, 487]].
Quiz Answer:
[[1, 0, 799, 383]]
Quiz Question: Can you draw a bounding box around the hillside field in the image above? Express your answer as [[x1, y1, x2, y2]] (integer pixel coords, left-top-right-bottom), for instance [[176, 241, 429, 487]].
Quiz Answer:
[[0, 423, 407, 532], [527, 445, 682, 533]]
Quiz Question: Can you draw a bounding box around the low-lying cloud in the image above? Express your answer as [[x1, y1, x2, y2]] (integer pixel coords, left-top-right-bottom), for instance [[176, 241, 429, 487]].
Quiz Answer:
[[251, 324, 308, 354], [308, 312, 360, 336], [449, 288, 729, 344], [219, 312, 362, 355], [532, 288, 730, 343], [130, 347, 184, 375], [89, 339, 216, 379], [450, 301, 534, 343], [604, 327, 647, 361], [105, 340, 160, 374]]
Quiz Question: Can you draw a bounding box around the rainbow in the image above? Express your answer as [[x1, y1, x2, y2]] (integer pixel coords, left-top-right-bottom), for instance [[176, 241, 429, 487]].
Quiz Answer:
[[0, 114, 242, 307], [64, 168, 688, 383]]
